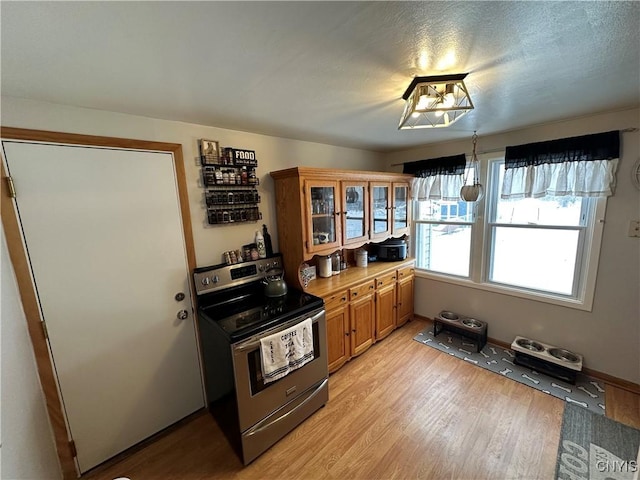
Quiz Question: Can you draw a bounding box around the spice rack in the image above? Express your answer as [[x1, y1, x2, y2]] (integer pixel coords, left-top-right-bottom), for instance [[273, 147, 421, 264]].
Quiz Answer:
[[198, 140, 262, 225]]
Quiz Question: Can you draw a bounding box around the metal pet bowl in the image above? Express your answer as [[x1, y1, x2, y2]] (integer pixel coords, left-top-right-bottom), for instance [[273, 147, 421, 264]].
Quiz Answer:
[[548, 348, 580, 363], [515, 338, 545, 352], [439, 311, 459, 321], [462, 318, 484, 329]]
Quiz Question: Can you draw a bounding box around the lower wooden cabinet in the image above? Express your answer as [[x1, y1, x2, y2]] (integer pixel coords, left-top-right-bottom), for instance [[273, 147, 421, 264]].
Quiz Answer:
[[318, 261, 415, 374], [375, 272, 397, 341], [396, 266, 415, 327], [349, 281, 375, 356], [325, 289, 349, 372]]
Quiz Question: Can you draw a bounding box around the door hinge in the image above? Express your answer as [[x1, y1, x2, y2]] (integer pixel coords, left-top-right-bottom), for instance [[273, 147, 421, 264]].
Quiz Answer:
[[5, 176, 16, 198], [69, 440, 77, 458], [41, 321, 49, 340]]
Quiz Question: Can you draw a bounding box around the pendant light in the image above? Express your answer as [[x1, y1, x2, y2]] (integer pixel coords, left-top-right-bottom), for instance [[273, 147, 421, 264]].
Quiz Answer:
[[460, 131, 484, 202]]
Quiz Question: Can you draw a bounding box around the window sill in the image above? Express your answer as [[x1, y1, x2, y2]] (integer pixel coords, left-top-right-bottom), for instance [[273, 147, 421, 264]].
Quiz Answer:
[[414, 269, 594, 312]]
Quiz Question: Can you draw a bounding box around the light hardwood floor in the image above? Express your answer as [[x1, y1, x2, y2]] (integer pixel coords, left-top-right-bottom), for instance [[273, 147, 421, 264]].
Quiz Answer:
[[85, 318, 639, 480]]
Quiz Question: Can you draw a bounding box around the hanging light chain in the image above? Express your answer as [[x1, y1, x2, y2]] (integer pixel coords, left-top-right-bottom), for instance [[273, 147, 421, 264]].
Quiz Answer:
[[472, 131, 479, 184]]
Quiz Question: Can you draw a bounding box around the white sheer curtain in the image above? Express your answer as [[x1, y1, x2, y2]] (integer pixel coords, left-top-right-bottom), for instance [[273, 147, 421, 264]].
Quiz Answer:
[[412, 175, 463, 201], [501, 159, 619, 199], [404, 153, 466, 201], [501, 130, 620, 199]]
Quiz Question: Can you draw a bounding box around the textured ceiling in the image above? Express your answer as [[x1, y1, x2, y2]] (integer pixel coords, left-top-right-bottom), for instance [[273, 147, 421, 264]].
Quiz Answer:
[[1, 1, 639, 152]]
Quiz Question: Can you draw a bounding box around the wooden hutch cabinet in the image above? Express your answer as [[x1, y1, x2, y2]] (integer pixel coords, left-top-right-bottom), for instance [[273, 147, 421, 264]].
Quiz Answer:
[[270, 167, 416, 374], [269, 167, 413, 289]]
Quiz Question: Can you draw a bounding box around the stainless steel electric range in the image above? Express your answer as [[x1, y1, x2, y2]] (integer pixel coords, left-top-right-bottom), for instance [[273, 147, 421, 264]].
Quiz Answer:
[[193, 254, 328, 465]]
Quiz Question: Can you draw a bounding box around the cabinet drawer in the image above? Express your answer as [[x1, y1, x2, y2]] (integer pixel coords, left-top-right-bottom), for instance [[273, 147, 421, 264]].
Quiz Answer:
[[397, 266, 415, 279], [349, 280, 375, 301], [375, 272, 397, 288], [324, 289, 349, 311]]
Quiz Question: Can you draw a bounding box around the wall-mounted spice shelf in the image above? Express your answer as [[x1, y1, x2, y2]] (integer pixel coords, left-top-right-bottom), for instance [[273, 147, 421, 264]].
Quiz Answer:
[[198, 139, 262, 225]]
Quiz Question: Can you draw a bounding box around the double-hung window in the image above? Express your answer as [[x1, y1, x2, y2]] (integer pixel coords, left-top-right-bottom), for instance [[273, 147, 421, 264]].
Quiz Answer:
[[409, 130, 620, 309], [486, 160, 598, 297], [414, 196, 473, 277]]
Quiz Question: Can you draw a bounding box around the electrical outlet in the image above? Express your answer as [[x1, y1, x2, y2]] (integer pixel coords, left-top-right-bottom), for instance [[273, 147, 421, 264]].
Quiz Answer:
[[628, 220, 640, 238]]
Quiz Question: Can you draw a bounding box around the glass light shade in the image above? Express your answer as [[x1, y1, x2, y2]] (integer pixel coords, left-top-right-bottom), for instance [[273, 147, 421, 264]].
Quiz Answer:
[[399, 74, 474, 129]]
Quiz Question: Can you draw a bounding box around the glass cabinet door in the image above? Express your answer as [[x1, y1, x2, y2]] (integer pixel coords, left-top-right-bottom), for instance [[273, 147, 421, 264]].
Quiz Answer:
[[370, 182, 390, 239], [306, 180, 341, 253], [342, 182, 368, 245], [392, 182, 410, 235]]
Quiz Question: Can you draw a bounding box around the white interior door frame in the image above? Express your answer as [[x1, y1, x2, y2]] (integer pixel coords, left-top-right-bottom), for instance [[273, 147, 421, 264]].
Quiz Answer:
[[1, 127, 200, 479]]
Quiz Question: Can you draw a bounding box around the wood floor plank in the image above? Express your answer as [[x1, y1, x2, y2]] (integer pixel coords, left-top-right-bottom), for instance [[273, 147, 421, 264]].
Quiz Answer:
[[84, 318, 638, 480], [605, 384, 640, 429]]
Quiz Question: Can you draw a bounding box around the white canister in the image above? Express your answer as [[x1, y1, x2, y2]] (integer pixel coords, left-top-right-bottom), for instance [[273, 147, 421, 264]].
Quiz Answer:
[[356, 250, 368, 268], [318, 255, 332, 278]]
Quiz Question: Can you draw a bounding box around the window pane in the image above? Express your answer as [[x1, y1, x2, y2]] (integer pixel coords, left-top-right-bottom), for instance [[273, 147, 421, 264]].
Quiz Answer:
[[494, 164, 585, 226], [415, 200, 473, 223], [489, 226, 579, 295], [372, 185, 389, 234], [495, 196, 585, 226], [415, 223, 471, 277]]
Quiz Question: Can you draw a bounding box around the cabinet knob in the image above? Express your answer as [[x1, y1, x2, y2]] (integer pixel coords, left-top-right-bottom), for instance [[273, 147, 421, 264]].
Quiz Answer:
[[341, 296, 347, 302], [352, 329, 356, 333], [369, 285, 374, 289], [353, 292, 358, 297]]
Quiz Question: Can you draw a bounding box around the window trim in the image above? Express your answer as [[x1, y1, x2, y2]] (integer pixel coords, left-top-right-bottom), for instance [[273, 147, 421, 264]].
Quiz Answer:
[[412, 155, 607, 312]]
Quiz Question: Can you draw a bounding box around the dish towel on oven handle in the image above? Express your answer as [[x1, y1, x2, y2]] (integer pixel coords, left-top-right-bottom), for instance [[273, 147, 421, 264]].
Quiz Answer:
[[260, 318, 314, 383]]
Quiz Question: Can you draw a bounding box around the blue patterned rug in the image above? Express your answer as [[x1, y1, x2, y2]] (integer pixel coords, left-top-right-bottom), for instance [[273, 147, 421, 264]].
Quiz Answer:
[[414, 327, 606, 415]]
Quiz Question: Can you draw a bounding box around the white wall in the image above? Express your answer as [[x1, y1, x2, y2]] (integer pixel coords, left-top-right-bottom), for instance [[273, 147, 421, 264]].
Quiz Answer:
[[1, 227, 63, 479], [0, 96, 385, 476], [384, 108, 640, 384], [0, 96, 385, 267]]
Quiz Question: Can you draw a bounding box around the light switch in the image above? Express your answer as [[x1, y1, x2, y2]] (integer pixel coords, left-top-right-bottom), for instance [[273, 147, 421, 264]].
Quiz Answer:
[[628, 220, 640, 238]]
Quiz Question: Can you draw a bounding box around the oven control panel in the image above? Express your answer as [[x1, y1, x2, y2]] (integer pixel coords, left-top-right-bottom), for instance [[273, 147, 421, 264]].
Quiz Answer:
[[194, 254, 283, 295]]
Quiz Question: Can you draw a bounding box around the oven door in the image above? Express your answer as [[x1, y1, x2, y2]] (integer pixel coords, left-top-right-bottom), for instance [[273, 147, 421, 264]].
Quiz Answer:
[[232, 307, 328, 433]]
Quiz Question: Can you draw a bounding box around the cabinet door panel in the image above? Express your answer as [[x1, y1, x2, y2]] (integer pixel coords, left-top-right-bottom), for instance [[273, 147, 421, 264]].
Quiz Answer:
[[370, 182, 391, 240], [305, 180, 341, 254], [392, 182, 410, 236], [342, 181, 369, 245], [397, 275, 414, 327], [326, 304, 350, 373], [375, 283, 396, 340], [350, 294, 375, 357]]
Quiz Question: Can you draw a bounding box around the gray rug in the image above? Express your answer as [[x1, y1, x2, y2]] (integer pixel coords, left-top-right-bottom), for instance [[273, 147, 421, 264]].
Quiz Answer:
[[414, 327, 606, 415], [556, 403, 640, 480]]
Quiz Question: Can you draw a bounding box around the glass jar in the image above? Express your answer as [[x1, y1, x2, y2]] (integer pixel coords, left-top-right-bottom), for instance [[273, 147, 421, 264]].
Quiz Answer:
[[331, 252, 341, 275]]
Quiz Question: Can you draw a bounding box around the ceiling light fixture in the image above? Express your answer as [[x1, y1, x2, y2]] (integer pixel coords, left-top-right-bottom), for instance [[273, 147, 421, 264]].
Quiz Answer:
[[398, 74, 473, 129]]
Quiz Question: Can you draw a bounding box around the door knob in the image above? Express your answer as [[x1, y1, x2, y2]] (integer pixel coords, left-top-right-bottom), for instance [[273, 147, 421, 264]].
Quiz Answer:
[[177, 310, 189, 320]]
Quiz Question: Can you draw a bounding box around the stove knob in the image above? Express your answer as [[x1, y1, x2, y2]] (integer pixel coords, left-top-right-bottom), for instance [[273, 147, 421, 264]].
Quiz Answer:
[[201, 277, 210, 286], [258, 264, 265, 272], [212, 275, 220, 283]]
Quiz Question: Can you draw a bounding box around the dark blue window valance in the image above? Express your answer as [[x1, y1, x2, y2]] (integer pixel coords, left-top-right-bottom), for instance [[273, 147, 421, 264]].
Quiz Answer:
[[403, 154, 466, 177], [504, 130, 620, 170]]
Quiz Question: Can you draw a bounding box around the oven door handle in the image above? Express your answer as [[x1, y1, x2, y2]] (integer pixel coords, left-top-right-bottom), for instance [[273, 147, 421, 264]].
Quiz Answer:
[[244, 378, 328, 438], [233, 308, 324, 353]]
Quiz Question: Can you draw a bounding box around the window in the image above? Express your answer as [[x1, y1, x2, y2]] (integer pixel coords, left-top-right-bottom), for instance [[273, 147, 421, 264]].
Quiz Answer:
[[414, 193, 474, 278], [413, 157, 606, 308], [487, 160, 597, 297]]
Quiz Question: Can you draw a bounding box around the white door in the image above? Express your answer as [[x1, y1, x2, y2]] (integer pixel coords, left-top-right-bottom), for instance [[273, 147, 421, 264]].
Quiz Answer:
[[2, 141, 204, 473]]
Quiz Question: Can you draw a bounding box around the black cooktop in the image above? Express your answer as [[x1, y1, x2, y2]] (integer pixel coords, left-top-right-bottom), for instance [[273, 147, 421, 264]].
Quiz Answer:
[[197, 284, 324, 342]]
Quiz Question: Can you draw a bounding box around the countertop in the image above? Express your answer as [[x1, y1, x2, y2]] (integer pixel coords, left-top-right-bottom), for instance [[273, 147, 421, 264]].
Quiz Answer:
[[304, 258, 415, 298]]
